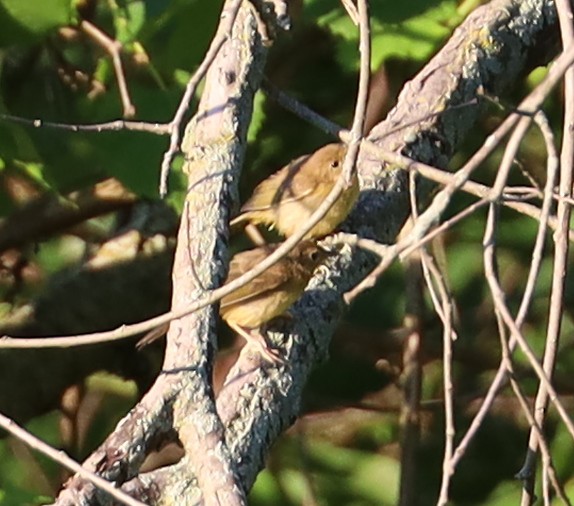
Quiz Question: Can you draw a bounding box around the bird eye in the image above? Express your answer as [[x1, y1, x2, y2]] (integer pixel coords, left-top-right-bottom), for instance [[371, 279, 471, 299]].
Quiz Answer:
[[310, 250, 320, 262], [330, 160, 340, 169]]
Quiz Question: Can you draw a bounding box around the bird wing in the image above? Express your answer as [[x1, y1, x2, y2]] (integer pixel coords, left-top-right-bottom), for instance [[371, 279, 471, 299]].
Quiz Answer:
[[220, 266, 290, 309], [240, 155, 320, 212], [240, 186, 315, 212]]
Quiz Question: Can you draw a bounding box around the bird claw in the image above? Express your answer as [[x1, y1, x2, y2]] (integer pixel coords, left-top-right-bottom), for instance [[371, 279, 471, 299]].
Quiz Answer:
[[229, 322, 287, 365], [245, 332, 286, 365], [245, 340, 286, 365]]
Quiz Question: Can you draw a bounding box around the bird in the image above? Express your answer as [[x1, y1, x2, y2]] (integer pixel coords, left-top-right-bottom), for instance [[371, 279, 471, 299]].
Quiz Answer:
[[230, 143, 359, 240], [137, 241, 332, 363], [220, 240, 332, 362]]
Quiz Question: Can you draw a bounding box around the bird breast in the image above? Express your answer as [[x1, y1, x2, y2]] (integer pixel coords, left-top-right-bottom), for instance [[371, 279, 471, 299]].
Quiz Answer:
[[221, 286, 302, 329]]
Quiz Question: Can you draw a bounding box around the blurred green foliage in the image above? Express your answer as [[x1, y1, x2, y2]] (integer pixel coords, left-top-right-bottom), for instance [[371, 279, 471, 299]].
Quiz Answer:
[[1, 0, 573, 505]]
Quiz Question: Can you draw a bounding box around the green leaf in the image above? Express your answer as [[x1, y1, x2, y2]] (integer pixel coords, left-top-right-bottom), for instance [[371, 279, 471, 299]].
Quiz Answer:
[[247, 91, 267, 144], [251, 440, 400, 505], [308, 0, 460, 71], [109, 0, 146, 44], [0, 0, 72, 46]]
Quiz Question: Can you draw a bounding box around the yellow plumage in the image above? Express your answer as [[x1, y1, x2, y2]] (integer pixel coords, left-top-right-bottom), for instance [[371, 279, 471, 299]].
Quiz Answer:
[[220, 241, 330, 362], [231, 144, 359, 239]]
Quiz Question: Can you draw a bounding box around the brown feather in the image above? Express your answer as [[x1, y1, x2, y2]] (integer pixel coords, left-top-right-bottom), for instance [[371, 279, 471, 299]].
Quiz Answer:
[[238, 154, 317, 213], [220, 249, 293, 309], [220, 241, 330, 329], [230, 144, 357, 239], [135, 242, 332, 351]]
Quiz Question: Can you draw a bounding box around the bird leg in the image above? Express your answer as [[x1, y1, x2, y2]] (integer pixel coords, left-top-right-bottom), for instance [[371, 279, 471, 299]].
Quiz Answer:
[[244, 223, 267, 246], [227, 322, 285, 364]]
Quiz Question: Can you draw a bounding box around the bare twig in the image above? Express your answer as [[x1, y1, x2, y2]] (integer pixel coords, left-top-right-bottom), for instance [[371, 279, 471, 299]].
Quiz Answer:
[[520, 2, 574, 502], [0, 113, 170, 134], [158, 0, 243, 196], [449, 110, 560, 472], [398, 323, 422, 506], [496, 310, 570, 505], [0, 411, 146, 506], [483, 203, 574, 438], [340, 0, 359, 25], [422, 255, 455, 506], [346, 0, 371, 157], [80, 20, 136, 118], [398, 196, 424, 506]]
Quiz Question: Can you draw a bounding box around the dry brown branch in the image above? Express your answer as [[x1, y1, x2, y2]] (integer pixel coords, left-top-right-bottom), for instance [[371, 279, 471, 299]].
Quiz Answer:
[[483, 203, 574, 435], [449, 109, 560, 474], [520, 1, 574, 502], [0, 410, 146, 506], [496, 303, 569, 505], [0, 178, 136, 253], [398, 215, 424, 506], [422, 254, 456, 506], [80, 20, 136, 118]]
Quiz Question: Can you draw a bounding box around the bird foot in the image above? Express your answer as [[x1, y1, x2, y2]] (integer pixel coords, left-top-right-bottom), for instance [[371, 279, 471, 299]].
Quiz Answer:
[[230, 323, 286, 365], [246, 332, 287, 365]]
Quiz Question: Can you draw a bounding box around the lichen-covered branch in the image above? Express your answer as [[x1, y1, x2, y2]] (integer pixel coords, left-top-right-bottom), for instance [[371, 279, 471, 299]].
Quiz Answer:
[[159, 1, 268, 503], [51, 0, 271, 504]]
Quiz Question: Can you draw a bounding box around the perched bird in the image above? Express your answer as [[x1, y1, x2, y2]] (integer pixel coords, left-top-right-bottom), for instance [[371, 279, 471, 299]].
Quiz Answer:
[[137, 241, 332, 362], [220, 241, 332, 362], [231, 143, 359, 239]]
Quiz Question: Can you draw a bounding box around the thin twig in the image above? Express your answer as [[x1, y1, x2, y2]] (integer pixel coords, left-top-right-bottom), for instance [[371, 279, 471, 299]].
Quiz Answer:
[[449, 110, 559, 473], [496, 309, 570, 505], [520, 1, 574, 502], [488, 214, 567, 505], [421, 255, 455, 506], [483, 204, 574, 440], [340, 0, 371, 179], [341, 198, 487, 294], [0, 411, 146, 506], [398, 184, 424, 506], [0, 113, 170, 134], [158, 0, 242, 196], [80, 20, 136, 118]]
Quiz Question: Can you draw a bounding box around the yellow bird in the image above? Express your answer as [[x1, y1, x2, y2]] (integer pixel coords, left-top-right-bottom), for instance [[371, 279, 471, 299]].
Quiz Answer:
[[220, 241, 331, 362], [137, 241, 332, 363], [231, 143, 359, 239]]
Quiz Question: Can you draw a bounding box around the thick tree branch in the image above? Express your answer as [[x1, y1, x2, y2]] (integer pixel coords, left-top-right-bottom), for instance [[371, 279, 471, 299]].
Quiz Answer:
[[161, 1, 268, 503], [51, 0, 271, 504], [0, 178, 136, 253]]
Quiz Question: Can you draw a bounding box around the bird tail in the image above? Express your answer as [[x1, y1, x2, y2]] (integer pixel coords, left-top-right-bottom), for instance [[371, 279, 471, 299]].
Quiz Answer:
[[229, 214, 267, 245], [229, 212, 249, 229], [136, 322, 169, 349]]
